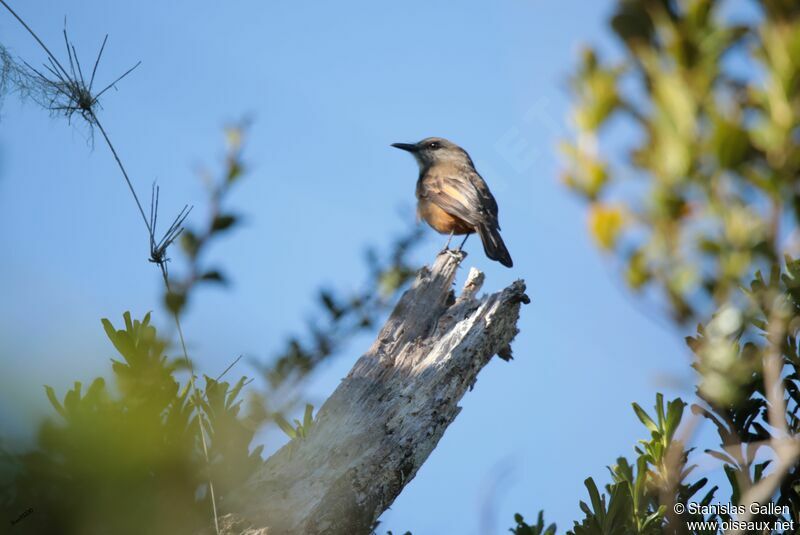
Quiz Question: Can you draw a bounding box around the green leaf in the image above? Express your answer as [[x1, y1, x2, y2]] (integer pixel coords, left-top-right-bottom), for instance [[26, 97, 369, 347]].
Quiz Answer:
[[303, 403, 314, 429], [181, 230, 199, 258], [632, 403, 658, 433], [211, 214, 237, 232], [200, 270, 227, 285], [585, 478, 605, 521], [665, 397, 686, 440], [44, 385, 66, 419], [605, 482, 631, 529], [655, 393, 665, 429], [274, 414, 296, 439], [754, 460, 771, 483], [723, 464, 741, 504], [226, 376, 247, 409], [165, 291, 187, 315], [226, 162, 243, 183], [711, 116, 750, 169]]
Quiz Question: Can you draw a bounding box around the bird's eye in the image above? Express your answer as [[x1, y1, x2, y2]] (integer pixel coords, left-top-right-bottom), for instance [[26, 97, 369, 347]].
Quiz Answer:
[[428, 142, 440, 150]]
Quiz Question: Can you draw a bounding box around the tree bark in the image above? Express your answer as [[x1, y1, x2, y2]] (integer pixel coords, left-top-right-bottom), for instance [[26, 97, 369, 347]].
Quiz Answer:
[[219, 251, 529, 535]]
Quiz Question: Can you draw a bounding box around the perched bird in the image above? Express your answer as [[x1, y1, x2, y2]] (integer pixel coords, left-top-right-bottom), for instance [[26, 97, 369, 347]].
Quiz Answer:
[[392, 137, 513, 267]]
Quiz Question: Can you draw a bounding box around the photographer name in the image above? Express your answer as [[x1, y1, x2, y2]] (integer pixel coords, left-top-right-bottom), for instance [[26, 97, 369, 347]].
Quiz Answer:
[[686, 502, 790, 516]]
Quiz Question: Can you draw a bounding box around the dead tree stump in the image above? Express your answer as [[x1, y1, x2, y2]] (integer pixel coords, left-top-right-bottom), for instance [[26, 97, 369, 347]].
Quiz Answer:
[[219, 251, 529, 535]]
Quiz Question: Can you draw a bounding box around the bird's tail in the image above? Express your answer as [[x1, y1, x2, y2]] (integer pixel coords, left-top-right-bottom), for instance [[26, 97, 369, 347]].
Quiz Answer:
[[476, 222, 513, 268]]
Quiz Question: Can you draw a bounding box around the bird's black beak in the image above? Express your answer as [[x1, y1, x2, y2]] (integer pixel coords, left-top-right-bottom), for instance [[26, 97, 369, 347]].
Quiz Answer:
[[391, 142, 418, 153]]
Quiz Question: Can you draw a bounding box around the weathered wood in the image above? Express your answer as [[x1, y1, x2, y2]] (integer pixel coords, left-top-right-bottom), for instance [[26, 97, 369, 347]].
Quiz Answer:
[[219, 251, 529, 535]]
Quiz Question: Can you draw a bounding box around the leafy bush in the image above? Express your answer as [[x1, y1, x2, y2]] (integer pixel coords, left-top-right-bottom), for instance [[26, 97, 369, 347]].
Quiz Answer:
[[1, 313, 260, 534], [513, 0, 800, 532]]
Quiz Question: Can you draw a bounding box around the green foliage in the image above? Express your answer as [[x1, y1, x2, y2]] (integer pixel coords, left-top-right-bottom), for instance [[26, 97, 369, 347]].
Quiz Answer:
[[523, 1, 800, 534], [560, 396, 715, 535], [687, 256, 800, 525], [571, 479, 633, 535], [0, 313, 261, 535], [274, 403, 316, 440], [563, 0, 800, 325], [165, 123, 251, 316], [511, 511, 556, 535], [508, 396, 701, 534]]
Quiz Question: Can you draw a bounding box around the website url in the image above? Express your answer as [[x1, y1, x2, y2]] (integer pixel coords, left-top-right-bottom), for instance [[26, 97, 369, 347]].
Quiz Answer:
[[686, 519, 795, 532]]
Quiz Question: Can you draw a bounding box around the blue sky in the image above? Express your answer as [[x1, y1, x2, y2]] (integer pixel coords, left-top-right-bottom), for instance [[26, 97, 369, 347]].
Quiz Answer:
[[0, 1, 702, 533]]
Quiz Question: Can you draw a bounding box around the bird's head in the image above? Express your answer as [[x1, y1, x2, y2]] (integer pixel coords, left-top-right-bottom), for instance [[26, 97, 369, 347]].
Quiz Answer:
[[391, 137, 474, 170]]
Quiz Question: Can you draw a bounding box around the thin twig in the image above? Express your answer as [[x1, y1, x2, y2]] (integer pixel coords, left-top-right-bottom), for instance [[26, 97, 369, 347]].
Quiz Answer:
[[0, 0, 69, 79], [89, 34, 107, 92], [92, 60, 141, 102], [216, 354, 244, 382], [88, 112, 151, 232], [160, 265, 220, 534]]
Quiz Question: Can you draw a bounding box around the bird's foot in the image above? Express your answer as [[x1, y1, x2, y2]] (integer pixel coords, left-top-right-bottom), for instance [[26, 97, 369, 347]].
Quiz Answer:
[[438, 248, 466, 261]]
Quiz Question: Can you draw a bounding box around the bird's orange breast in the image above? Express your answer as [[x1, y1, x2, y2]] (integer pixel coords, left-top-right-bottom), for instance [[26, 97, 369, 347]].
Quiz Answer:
[[417, 199, 473, 235]]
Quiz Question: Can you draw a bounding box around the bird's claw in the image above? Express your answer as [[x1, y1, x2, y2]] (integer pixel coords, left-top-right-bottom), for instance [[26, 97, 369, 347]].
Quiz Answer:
[[438, 248, 465, 261]]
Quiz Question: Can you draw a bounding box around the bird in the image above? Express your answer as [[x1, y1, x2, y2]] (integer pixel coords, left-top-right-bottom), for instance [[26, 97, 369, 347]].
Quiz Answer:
[[392, 137, 513, 268]]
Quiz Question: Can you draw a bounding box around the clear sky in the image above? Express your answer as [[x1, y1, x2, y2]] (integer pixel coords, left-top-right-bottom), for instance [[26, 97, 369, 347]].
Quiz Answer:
[[0, 1, 699, 533]]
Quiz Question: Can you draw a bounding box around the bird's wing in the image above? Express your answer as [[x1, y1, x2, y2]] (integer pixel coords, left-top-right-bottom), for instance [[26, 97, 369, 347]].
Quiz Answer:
[[465, 171, 500, 227], [420, 166, 498, 227]]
